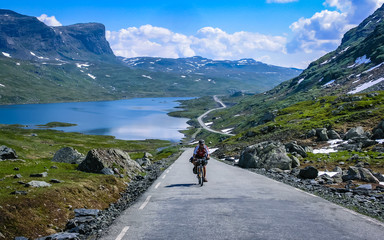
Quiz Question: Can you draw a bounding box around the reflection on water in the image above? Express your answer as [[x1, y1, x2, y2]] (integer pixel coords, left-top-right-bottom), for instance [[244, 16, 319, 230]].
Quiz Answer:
[[0, 97, 193, 141]]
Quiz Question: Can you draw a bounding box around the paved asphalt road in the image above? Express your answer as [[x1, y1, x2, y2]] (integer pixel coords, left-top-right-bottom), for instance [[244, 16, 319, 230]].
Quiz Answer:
[[197, 96, 234, 136], [100, 148, 384, 240]]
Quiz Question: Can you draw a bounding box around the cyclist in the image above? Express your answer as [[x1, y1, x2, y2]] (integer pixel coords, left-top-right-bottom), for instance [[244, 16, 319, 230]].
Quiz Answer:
[[191, 139, 210, 182]]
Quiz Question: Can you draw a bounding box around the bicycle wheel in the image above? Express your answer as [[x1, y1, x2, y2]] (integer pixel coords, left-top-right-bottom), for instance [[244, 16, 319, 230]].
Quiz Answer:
[[197, 166, 203, 186]]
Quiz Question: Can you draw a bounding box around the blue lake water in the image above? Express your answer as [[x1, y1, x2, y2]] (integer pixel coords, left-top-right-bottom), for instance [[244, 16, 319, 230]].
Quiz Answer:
[[0, 97, 193, 141]]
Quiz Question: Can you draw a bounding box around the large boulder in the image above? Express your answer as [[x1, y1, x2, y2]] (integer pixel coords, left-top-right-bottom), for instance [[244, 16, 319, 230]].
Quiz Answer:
[[327, 130, 341, 140], [77, 149, 143, 178], [342, 166, 379, 183], [299, 166, 318, 179], [238, 141, 292, 170], [0, 145, 18, 160], [372, 120, 384, 139], [316, 128, 329, 141], [52, 147, 85, 164], [344, 126, 366, 140], [285, 142, 307, 158]]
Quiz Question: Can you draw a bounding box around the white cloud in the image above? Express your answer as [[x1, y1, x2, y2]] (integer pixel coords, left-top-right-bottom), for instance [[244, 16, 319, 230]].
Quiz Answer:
[[266, 0, 298, 3], [106, 25, 286, 62], [37, 14, 62, 27], [288, 0, 384, 53]]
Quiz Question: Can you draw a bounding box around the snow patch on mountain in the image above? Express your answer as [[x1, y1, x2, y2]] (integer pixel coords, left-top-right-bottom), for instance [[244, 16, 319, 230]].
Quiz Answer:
[[348, 78, 384, 94], [87, 73, 96, 79], [2, 52, 11, 58]]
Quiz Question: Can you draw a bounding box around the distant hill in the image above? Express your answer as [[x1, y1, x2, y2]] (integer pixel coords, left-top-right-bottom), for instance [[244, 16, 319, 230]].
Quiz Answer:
[[121, 56, 302, 94], [0, 9, 301, 105]]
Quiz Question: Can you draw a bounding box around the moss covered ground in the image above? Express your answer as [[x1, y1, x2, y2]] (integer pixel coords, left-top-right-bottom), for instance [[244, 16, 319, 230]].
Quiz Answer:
[[0, 124, 177, 239]]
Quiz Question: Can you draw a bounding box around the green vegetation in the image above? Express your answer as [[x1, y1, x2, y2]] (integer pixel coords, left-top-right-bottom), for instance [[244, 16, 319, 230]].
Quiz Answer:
[[0, 124, 177, 239], [36, 122, 77, 128]]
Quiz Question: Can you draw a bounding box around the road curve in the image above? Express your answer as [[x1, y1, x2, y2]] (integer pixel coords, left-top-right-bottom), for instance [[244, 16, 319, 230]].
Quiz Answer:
[[197, 95, 234, 136], [100, 149, 384, 240]]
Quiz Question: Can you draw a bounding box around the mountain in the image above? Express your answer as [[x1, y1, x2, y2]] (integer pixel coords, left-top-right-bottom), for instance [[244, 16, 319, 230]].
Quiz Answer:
[[193, 4, 384, 143], [0, 9, 115, 62], [121, 56, 302, 93], [0, 9, 301, 105]]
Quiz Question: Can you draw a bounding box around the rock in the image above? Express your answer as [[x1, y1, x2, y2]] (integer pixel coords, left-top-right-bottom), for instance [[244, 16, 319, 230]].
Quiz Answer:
[[0, 145, 18, 159], [30, 172, 48, 178], [372, 128, 384, 140], [50, 179, 62, 183], [316, 128, 329, 141], [372, 120, 384, 139], [332, 173, 343, 183], [299, 166, 319, 179], [36, 232, 79, 240], [258, 111, 276, 124], [285, 142, 307, 158], [26, 180, 51, 187], [270, 168, 284, 173], [238, 141, 292, 170], [14, 237, 29, 240], [74, 208, 99, 217], [342, 167, 379, 183], [77, 149, 143, 178], [52, 147, 85, 164], [14, 174, 22, 179], [136, 157, 152, 167], [357, 184, 372, 190], [333, 166, 343, 173], [11, 191, 28, 195], [100, 168, 114, 175], [14, 167, 19, 171], [307, 129, 317, 138], [327, 130, 341, 140], [373, 172, 384, 181], [344, 126, 366, 140], [143, 152, 153, 159], [290, 155, 300, 168]]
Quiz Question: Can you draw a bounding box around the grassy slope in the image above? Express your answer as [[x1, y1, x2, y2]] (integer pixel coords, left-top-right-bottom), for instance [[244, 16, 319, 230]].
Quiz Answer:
[[0, 124, 177, 239]]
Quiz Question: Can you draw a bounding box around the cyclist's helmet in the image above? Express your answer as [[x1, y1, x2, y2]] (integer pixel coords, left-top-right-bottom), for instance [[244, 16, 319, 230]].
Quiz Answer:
[[198, 139, 205, 145]]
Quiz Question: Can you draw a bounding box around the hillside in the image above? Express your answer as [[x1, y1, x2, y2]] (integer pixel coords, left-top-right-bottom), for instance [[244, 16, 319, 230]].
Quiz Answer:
[[187, 4, 384, 140], [0, 9, 300, 105]]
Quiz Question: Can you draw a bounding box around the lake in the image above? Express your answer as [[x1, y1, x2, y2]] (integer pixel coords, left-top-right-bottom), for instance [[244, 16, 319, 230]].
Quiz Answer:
[[0, 97, 193, 141]]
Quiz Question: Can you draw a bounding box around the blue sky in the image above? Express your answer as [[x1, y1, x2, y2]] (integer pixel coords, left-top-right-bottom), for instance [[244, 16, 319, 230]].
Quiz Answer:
[[2, 0, 384, 68]]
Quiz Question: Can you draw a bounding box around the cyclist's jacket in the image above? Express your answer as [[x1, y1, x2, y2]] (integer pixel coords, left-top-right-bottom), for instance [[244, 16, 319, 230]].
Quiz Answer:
[[194, 145, 209, 158]]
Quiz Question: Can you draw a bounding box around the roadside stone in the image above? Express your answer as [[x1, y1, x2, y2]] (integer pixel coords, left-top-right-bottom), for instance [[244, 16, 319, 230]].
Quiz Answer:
[[238, 141, 292, 170], [143, 152, 153, 159], [290, 155, 300, 168], [373, 172, 384, 181], [36, 232, 79, 240], [333, 166, 343, 173], [30, 172, 48, 178], [78, 149, 143, 178], [26, 180, 51, 188], [0, 145, 18, 160], [342, 167, 379, 183], [74, 208, 100, 217], [52, 147, 85, 164], [357, 184, 372, 190], [332, 173, 343, 183], [299, 166, 319, 179]]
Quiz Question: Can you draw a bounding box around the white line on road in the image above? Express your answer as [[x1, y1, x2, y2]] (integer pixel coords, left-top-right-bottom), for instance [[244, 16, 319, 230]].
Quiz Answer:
[[139, 196, 152, 210], [166, 170, 170, 173], [162, 174, 166, 179], [115, 226, 130, 240], [155, 182, 161, 189]]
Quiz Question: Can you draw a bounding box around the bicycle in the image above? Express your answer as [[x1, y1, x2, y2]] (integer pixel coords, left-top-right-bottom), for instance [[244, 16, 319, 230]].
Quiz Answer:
[[195, 157, 207, 186]]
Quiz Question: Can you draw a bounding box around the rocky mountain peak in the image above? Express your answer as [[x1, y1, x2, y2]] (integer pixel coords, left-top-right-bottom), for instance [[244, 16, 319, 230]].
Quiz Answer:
[[0, 9, 115, 61]]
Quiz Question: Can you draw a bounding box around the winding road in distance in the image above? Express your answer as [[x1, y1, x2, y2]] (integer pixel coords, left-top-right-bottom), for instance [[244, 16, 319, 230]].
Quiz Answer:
[[196, 95, 234, 136], [100, 148, 384, 240]]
